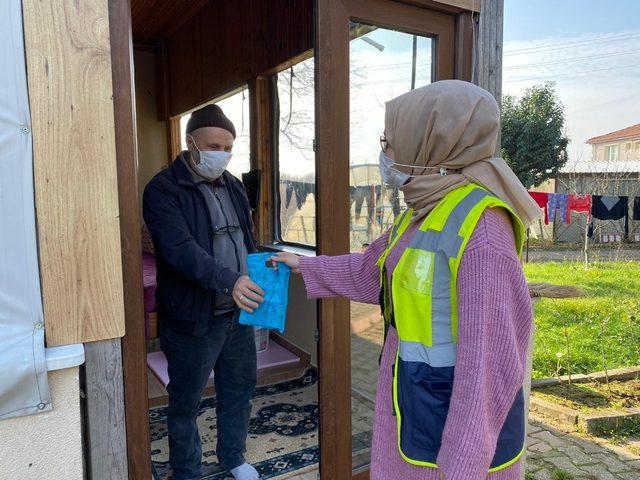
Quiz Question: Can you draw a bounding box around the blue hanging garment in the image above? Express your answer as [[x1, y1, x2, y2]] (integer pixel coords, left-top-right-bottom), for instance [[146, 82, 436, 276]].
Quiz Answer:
[[239, 253, 291, 333]]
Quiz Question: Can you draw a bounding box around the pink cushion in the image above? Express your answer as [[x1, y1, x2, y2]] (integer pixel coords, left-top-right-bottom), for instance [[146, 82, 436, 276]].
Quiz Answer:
[[147, 340, 300, 388], [142, 253, 157, 313]]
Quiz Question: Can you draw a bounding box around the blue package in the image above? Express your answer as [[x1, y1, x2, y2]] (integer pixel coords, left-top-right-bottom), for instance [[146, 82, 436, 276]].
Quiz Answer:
[[239, 253, 291, 333]]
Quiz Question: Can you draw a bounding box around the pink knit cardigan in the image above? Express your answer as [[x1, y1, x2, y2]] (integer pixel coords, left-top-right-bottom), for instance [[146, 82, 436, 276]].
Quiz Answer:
[[299, 208, 533, 479]]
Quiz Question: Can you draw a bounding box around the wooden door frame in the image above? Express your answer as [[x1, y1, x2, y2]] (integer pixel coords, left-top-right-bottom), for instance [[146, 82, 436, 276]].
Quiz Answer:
[[111, 0, 474, 478], [315, 1, 472, 478], [109, 0, 153, 479]]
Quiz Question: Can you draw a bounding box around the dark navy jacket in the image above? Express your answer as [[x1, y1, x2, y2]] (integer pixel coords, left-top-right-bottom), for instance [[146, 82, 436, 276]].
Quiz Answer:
[[143, 154, 257, 336]]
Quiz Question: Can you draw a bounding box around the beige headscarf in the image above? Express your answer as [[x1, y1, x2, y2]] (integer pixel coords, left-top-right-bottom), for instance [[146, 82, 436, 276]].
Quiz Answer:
[[384, 80, 541, 227]]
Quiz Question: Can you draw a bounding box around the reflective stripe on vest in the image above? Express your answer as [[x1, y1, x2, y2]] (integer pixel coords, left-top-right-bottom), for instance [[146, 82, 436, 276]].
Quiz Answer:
[[379, 184, 527, 471]]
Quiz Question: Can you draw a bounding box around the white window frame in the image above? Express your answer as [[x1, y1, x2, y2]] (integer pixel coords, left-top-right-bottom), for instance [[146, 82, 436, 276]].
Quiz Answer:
[[604, 143, 619, 161]]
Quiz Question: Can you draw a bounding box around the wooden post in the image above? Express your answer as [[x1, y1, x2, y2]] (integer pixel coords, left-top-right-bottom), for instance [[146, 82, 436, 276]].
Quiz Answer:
[[108, 0, 153, 478], [249, 76, 275, 245], [83, 340, 128, 480], [473, 0, 504, 151], [584, 217, 590, 268], [316, 1, 353, 478]]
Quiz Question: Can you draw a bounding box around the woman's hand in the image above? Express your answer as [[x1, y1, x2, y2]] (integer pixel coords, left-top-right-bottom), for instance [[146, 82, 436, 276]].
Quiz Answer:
[[232, 275, 265, 313], [270, 252, 301, 274]]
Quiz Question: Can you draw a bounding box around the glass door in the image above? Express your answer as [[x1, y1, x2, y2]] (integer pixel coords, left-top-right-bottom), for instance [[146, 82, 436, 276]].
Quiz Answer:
[[348, 24, 435, 471], [315, 0, 463, 477]]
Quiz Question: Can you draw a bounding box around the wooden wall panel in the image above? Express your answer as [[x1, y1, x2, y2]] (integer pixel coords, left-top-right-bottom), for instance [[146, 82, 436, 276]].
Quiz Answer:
[[167, 0, 314, 116], [23, 0, 125, 346]]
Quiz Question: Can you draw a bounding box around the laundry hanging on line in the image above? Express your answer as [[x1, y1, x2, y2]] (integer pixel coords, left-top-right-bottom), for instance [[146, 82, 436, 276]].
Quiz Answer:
[[283, 181, 315, 210], [633, 197, 640, 221], [589, 195, 629, 238], [548, 193, 569, 223], [567, 194, 592, 223], [528, 191, 549, 224]]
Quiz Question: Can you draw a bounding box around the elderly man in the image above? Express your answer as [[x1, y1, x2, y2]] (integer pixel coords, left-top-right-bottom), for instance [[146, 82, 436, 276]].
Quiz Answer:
[[144, 104, 264, 480]]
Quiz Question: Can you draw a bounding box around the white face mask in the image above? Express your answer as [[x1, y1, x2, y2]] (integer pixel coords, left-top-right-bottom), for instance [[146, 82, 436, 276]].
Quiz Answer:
[[379, 150, 411, 187], [188, 135, 232, 180], [379, 150, 451, 187]]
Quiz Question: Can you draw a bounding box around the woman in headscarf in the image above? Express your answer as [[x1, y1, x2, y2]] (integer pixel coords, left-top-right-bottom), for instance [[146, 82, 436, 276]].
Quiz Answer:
[[272, 80, 540, 479]]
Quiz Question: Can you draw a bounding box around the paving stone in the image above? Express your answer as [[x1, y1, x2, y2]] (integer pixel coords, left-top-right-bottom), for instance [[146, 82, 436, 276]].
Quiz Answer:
[[529, 441, 554, 453], [532, 468, 554, 480], [581, 464, 619, 480], [590, 454, 634, 473], [563, 445, 601, 466], [626, 459, 640, 469], [532, 430, 570, 448], [566, 436, 611, 454], [618, 473, 640, 480], [527, 436, 542, 448], [546, 455, 586, 476], [528, 423, 544, 434], [604, 443, 640, 462]]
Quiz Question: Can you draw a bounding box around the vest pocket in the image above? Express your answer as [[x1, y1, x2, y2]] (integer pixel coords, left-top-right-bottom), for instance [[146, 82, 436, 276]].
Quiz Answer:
[[392, 249, 435, 347], [396, 359, 454, 463]]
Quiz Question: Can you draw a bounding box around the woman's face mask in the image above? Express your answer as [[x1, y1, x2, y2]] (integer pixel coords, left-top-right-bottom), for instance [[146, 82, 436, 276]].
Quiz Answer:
[[188, 135, 232, 180], [379, 140, 452, 187], [379, 150, 411, 188]]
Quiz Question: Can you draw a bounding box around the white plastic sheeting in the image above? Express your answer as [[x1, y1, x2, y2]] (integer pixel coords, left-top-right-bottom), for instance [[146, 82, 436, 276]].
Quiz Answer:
[[0, 0, 51, 420]]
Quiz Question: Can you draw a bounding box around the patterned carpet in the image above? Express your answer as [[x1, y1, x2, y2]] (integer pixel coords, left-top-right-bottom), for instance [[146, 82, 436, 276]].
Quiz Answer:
[[150, 369, 374, 479]]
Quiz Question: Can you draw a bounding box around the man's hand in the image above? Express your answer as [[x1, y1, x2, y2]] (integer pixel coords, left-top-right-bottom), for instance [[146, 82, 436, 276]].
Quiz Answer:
[[232, 276, 265, 313], [269, 252, 301, 274]]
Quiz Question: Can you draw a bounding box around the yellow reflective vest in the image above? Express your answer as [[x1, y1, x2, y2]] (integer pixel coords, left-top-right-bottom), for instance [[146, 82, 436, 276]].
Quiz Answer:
[[377, 183, 526, 472]]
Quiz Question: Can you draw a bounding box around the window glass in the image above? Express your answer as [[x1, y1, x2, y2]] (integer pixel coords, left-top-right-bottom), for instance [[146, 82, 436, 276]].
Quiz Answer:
[[179, 87, 251, 179], [605, 144, 619, 161], [276, 57, 316, 246], [348, 23, 434, 470]]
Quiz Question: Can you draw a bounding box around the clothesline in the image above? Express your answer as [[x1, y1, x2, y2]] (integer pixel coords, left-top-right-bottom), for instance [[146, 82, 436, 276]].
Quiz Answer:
[[528, 191, 638, 238], [281, 181, 402, 225]]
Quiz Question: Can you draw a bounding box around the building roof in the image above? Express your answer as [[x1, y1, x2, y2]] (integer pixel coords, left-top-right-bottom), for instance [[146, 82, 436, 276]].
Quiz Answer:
[[559, 160, 640, 174], [586, 123, 640, 145]]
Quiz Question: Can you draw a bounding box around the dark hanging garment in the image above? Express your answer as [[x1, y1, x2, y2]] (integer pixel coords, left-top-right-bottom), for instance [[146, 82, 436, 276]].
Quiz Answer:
[[589, 195, 629, 238], [391, 187, 401, 217], [367, 185, 376, 223], [241, 170, 261, 210], [285, 182, 294, 209], [354, 186, 367, 220], [292, 181, 312, 210], [634, 197, 640, 221]]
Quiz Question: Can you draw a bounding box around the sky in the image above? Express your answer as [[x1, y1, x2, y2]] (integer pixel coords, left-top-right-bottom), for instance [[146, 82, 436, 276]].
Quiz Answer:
[[181, 1, 640, 177], [503, 0, 640, 169]]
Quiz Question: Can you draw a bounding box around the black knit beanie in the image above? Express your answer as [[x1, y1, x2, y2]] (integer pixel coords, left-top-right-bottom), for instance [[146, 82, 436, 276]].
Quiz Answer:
[[186, 104, 236, 138]]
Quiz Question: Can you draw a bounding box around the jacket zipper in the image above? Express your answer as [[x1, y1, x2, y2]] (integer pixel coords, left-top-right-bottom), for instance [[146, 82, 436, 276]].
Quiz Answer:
[[215, 190, 242, 273], [193, 188, 217, 314]]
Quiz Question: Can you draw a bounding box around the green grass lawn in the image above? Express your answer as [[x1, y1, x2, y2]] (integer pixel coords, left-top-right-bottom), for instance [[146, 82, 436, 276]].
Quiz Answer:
[[523, 261, 640, 378]]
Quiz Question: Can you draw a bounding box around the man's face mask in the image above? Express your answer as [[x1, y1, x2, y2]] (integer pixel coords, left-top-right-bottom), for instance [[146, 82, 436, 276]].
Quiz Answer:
[[188, 134, 232, 180]]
